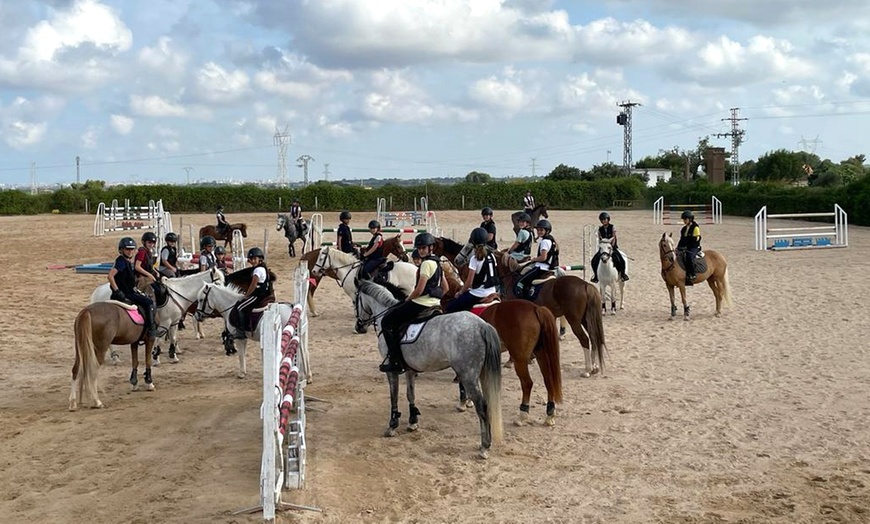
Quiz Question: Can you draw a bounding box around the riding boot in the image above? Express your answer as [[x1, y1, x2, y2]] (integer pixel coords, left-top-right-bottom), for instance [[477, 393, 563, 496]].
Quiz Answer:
[[144, 306, 159, 338], [379, 330, 406, 374], [590, 257, 599, 283], [234, 309, 248, 339]]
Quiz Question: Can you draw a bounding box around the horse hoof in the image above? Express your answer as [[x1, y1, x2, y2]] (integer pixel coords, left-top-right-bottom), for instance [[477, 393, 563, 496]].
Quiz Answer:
[[683, 316, 690, 322], [384, 427, 397, 438], [466, 399, 474, 409], [478, 448, 490, 460], [68, 401, 77, 412], [237, 373, 246, 379], [544, 415, 556, 427], [407, 423, 419, 432], [169, 356, 180, 364], [579, 370, 591, 378], [455, 401, 468, 413], [514, 413, 528, 427], [503, 361, 514, 369], [131, 384, 139, 392], [152, 358, 160, 367], [145, 384, 155, 392]]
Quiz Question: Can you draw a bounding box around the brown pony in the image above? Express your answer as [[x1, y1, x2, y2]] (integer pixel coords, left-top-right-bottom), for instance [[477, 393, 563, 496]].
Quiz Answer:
[[432, 236, 471, 280], [69, 302, 156, 411], [494, 250, 607, 377], [659, 232, 732, 320], [198, 223, 248, 251]]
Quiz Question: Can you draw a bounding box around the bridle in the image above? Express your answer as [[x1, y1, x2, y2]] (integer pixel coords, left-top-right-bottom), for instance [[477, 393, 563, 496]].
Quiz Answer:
[[660, 239, 677, 274], [599, 242, 613, 263], [354, 289, 397, 333], [163, 268, 222, 314], [312, 248, 360, 288], [194, 283, 235, 321]]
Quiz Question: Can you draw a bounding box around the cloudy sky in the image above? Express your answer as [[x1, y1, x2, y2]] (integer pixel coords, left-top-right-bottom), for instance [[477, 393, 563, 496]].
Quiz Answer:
[[2, 0, 870, 186]]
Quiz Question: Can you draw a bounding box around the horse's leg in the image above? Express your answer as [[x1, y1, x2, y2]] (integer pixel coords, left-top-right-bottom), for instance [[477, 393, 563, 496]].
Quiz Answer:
[[566, 314, 594, 377], [558, 316, 567, 338], [307, 289, 319, 317], [406, 372, 420, 432], [618, 281, 625, 310], [708, 276, 722, 317], [385, 372, 401, 438], [461, 377, 491, 459], [194, 316, 204, 339], [679, 284, 690, 321], [237, 339, 247, 378], [144, 339, 155, 391], [129, 342, 140, 391], [667, 284, 677, 320], [167, 324, 179, 363], [513, 356, 534, 427]]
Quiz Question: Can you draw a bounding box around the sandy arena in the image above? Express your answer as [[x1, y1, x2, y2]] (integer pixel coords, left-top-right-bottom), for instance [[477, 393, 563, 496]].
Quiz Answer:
[[0, 209, 868, 524]]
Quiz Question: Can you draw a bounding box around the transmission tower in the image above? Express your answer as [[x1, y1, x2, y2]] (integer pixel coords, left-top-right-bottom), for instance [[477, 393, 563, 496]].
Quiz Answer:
[[322, 163, 331, 182], [530, 157, 537, 178], [715, 108, 747, 185], [297, 154, 315, 186], [798, 135, 822, 154], [617, 100, 641, 173], [183, 166, 194, 185], [273, 125, 291, 186], [30, 162, 37, 195]]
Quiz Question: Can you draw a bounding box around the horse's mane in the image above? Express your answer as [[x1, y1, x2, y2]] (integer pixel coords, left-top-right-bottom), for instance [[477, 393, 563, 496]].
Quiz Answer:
[[164, 267, 225, 287], [438, 237, 465, 255], [326, 247, 358, 265], [227, 265, 278, 284], [358, 280, 400, 307], [379, 279, 407, 301]]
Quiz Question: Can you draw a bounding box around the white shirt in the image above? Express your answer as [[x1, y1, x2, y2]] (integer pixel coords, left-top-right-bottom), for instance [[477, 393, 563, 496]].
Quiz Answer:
[[252, 266, 267, 283], [468, 254, 498, 298], [534, 238, 553, 270]]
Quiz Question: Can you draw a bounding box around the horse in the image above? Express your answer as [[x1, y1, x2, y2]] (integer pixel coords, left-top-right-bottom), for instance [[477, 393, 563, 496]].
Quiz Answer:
[[511, 204, 549, 234], [354, 280, 504, 459], [596, 241, 626, 315], [194, 282, 294, 378], [199, 223, 247, 251], [276, 213, 310, 258], [659, 232, 732, 320], [477, 300, 562, 426], [432, 236, 472, 280], [310, 246, 418, 333], [493, 250, 607, 377], [90, 268, 229, 364], [69, 301, 157, 411]]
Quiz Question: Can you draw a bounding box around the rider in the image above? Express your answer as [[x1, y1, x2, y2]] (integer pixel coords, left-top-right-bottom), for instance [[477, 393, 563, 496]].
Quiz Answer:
[[677, 210, 702, 283], [359, 220, 385, 280], [337, 210, 357, 255], [135, 231, 160, 292], [523, 190, 535, 215], [445, 228, 500, 313], [199, 236, 217, 272], [379, 233, 448, 374], [507, 212, 534, 262], [290, 199, 304, 234], [479, 207, 498, 250], [215, 246, 230, 275], [233, 247, 273, 339], [215, 205, 229, 236], [516, 219, 559, 299], [108, 237, 158, 338], [158, 232, 179, 278], [590, 212, 629, 283]]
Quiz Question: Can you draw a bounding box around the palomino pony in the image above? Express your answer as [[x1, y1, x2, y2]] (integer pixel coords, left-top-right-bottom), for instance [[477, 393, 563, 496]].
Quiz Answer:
[[276, 213, 310, 257], [659, 233, 732, 320], [194, 282, 294, 378], [354, 280, 503, 459], [494, 251, 607, 377], [69, 301, 156, 411], [511, 204, 548, 234], [199, 223, 247, 250], [596, 241, 626, 315]]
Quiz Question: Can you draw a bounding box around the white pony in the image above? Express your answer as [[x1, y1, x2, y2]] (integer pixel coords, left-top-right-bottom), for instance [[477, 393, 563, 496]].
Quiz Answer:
[[194, 282, 294, 378], [90, 268, 225, 364], [596, 240, 626, 315]]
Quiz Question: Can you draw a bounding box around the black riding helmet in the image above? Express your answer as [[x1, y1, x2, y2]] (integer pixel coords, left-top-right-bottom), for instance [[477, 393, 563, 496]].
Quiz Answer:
[[340, 210, 352, 220], [118, 237, 136, 250], [481, 207, 493, 216], [247, 247, 265, 259], [215, 246, 226, 255], [217, 205, 224, 211], [599, 212, 610, 221], [535, 219, 552, 232], [165, 232, 178, 242], [141, 231, 157, 243], [368, 220, 381, 229], [200, 235, 216, 249], [517, 212, 531, 223], [681, 210, 695, 220], [469, 227, 489, 245], [414, 232, 436, 248]]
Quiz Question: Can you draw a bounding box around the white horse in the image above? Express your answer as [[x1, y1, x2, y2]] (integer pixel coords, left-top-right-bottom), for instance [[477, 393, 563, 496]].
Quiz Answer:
[[596, 241, 626, 315], [90, 268, 225, 364], [194, 282, 294, 378], [311, 246, 419, 332]]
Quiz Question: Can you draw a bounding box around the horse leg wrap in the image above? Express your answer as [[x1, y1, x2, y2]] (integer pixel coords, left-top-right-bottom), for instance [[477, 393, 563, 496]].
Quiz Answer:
[[409, 404, 420, 425], [458, 383, 468, 402], [129, 369, 138, 386], [152, 346, 161, 358], [168, 344, 176, 359], [144, 368, 153, 384], [671, 304, 678, 316], [546, 402, 556, 417], [519, 403, 530, 413], [389, 410, 401, 430]]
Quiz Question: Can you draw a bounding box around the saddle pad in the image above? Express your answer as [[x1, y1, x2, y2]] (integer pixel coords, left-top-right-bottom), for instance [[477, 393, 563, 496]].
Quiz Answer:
[[677, 252, 708, 274], [125, 309, 145, 325], [401, 320, 431, 344], [531, 275, 556, 285], [470, 300, 500, 317]]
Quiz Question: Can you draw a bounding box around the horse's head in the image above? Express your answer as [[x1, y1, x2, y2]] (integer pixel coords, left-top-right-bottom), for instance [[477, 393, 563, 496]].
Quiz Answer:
[[238, 224, 248, 237], [598, 240, 613, 260], [354, 280, 399, 330], [493, 250, 520, 278], [276, 214, 285, 231], [194, 282, 217, 322], [454, 241, 474, 267], [384, 235, 408, 262], [311, 246, 330, 277], [539, 204, 549, 219], [659, 232, 676, 262]]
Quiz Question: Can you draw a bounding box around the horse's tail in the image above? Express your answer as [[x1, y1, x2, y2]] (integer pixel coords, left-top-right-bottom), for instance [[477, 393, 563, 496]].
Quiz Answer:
[[585, 284, 608, 376], [534, 305, 562, 404], [74, 308, 101, 408], [720, 265, 733, 308], [479, 322, 504, 444]]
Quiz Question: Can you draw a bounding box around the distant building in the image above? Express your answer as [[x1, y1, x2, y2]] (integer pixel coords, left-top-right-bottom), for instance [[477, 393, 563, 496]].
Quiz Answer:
[[631, 168, 672, 187]]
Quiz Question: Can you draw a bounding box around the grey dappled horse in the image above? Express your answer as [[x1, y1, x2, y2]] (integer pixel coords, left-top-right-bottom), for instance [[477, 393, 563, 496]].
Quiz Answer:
[[276, 213, 310, 258]]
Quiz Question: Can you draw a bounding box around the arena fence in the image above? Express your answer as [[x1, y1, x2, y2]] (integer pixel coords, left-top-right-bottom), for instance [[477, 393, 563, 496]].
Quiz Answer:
[[653, 196, 722, 225], [754, 204, 848, 251], [309, 200, 440, 251]]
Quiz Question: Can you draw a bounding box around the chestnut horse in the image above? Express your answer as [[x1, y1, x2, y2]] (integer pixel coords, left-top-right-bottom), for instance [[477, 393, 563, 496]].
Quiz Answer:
[[69, 302, 156, 411], [659, 232, 732, 320], [198, 223, 247, 251]]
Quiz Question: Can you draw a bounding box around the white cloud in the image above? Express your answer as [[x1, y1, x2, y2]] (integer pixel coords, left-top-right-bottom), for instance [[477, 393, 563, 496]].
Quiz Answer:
[[138, 36, 188, 74], [469, 68, 532, 114], [361, 69, 477, 124], [130, 95, 187, 117], [110, 114, 134, 135], [681, 35, 815, 86], [195, 62, 250, 103], [81, 126, 99, 149], [3, 120, 47, 148]]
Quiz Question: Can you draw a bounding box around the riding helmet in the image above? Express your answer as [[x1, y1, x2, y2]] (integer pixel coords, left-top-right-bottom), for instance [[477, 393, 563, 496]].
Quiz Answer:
[[215, 246, 226, 255], [340, 210, 352, 220], [368, 220, 381, 229], [535, 219, 552, 232], [141, 231, 158, 243], [481, 207, 494, 216], [200, 235, 216, 248], [599, 212, 610, 221], [165, 232, 178, 242], [247, 247, 265, 259], [118, 237, 136, 250], [517, 212, 531, 223], [217, 205, 224, 211], [469, 227, 489, 245], [414, 232, 436, 248], [681, 210, 695, 220]]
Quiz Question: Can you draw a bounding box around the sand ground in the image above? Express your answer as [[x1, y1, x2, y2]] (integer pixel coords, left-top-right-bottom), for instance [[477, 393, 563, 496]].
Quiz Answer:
[[0, 209, 868, 524]]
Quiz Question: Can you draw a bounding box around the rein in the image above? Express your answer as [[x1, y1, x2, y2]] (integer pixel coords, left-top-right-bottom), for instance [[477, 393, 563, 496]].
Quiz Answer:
[[660, 243, 677, 274], [313, 249, 361, 287]]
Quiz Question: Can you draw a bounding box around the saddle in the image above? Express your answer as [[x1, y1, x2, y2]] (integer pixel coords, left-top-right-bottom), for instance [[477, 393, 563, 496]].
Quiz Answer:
[[398, 306, 442, 344], [470, 297, 500, 317], [676, 250, 708, 274], [229, 295, 277, 332], [514, 270, 555, 301], [369, 260, 394, 285]]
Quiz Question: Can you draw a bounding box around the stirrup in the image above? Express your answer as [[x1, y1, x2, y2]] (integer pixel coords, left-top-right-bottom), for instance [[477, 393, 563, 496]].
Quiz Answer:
[[233, 329, 247, 340], [379, 358, 405, 374], [591, 276, 598, 283]]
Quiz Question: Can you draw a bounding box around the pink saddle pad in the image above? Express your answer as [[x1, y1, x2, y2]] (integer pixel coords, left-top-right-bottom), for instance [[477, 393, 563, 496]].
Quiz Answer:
[[125, 309, 145, 325]]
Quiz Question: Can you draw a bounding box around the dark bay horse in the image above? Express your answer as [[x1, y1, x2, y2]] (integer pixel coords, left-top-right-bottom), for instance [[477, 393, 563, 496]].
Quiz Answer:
[[69, 302, 156, 410], [511, 204, 548, 234], [659, 232, 732, 320], [494, 251, 607, 377], [433, 236, 471, 280], [199, 223, 247, 251], [276, 213, 310, 257]]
